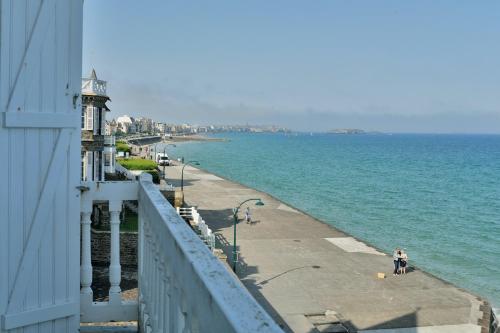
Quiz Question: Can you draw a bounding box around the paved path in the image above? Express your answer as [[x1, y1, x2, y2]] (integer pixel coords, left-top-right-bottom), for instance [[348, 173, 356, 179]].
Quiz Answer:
[[167, 164, 490, 333]]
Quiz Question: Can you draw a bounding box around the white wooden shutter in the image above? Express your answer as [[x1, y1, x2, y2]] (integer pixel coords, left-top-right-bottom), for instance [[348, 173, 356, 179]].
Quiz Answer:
[[86, 106, 94, 130], [0, 0, 83, 332]]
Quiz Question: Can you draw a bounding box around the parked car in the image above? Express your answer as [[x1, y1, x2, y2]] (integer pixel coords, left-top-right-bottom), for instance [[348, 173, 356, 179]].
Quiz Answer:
[[156, 152, 170, 166]]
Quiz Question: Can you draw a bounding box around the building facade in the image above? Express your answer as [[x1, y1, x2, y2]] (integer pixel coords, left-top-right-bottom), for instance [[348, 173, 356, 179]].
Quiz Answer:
[[81, 69, 115, 181]]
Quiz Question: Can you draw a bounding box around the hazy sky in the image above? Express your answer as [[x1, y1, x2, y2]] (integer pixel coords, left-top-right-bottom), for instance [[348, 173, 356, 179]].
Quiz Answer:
[[83, 1, 500, 133]]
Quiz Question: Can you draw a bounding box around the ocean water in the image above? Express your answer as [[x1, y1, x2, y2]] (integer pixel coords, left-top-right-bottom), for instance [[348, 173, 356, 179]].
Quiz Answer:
[[163, 133, 500, 306]]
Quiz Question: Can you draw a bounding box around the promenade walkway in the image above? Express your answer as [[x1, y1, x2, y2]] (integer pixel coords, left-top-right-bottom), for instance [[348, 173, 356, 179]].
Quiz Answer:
[[167, 164, 491, 333]]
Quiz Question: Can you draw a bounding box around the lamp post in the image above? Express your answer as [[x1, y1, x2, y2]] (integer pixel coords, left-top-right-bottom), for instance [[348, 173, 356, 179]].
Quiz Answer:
[[181, 160, 200, 192], [159, 144, 175, 180], [232, 198, 264, 273], [162, 147, 167, 180]]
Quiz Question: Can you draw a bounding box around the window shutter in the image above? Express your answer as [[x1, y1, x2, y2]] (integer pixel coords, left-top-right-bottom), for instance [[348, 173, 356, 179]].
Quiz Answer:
[[86, 107, 93, 130]]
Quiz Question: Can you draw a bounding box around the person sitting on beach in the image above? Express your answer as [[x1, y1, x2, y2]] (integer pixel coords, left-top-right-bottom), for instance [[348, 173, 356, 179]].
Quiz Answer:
[[393, 248, 401, 276], [245, 207, 252, 224], [400, 250, 408, 274]]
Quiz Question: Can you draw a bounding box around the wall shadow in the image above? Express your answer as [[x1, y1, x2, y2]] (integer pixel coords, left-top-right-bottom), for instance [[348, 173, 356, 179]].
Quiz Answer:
[[341, 310, 419, 332], [196, 208, 292, 332]]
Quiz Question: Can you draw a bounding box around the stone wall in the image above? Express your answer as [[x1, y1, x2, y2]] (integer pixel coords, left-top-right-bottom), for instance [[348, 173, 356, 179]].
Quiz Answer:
[[161, 188, 183, 208], [91, 229, 137, 268]]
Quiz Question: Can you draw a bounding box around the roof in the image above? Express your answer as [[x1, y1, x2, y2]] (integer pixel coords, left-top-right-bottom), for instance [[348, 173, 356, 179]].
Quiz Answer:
[[89, 68, 97, 80]]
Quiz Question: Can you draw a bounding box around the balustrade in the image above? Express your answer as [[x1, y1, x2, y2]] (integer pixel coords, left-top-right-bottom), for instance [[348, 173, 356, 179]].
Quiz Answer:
[[80, 175, 282, 332], [80, 211, 93, 300], [80, 181, 138, 323], [82, 78, 107, 96], [178, 207, 216, 250], [108, 202, 122, 303]]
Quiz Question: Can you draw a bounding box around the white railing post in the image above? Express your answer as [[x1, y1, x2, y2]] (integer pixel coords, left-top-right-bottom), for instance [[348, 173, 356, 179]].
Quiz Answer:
[[80, 211, 93, 302], [170, 284, 180, 333], [157, 257, 165, 332], [109, 200, 123, 304], [141, 220, 152, 331], [150, 237, 158, 332], [162, 263, 172, 333], [80, 181, 139, 323]]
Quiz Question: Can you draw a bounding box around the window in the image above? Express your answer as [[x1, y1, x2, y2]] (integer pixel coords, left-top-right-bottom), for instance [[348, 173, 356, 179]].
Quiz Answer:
[[81, 106, 86, 129], [97, 108, 103, 135], [104, 153, 111, 167], [97, 152, 103, 181], [81, 154, 86, 181], [93, 107, 99, 135]]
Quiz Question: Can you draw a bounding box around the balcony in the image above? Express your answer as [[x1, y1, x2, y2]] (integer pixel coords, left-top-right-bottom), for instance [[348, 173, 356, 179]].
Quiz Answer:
[[82, 78, 107, 96], [80, 174, 282, 332], [104, 135, 116, 146], [81, 130, 105, 150]]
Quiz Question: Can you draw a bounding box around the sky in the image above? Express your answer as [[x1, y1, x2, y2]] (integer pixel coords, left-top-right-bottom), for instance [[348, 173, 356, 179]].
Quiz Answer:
[[83, 1, 500, 133]]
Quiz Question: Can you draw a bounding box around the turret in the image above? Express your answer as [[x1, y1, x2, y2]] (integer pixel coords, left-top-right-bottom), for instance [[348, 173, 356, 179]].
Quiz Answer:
[[81, 69, 113, 181]]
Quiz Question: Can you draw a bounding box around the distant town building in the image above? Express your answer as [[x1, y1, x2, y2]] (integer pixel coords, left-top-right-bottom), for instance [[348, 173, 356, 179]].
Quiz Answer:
[[155, 122, 167, 134], [105, 119, 118, 135], [135, 117, 154, 133], [116, 115, 134, 134]]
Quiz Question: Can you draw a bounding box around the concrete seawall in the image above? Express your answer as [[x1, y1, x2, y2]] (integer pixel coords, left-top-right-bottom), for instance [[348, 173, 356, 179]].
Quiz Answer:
[[167, 163, 492, 333]]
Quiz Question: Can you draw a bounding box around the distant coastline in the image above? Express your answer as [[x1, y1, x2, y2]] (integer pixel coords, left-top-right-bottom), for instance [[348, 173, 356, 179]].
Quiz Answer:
[[163, 134, 227, 143], [327, 128, 385, 135], [328, 128, 366, 134]]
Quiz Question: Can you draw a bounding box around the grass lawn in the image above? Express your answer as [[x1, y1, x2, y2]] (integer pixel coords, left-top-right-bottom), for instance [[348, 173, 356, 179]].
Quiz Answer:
[[116, 140, 131, 153], [117, 158, 157, 170], [92, 206, 138, 232], [121, 206, 138, 232]]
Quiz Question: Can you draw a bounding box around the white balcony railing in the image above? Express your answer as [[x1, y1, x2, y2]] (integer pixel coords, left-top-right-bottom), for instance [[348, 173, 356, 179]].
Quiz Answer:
[[82, 78, 107, 96], [80, 181, 139, 322], [177, 207, 216, 250], [80, 174, 282, 332]]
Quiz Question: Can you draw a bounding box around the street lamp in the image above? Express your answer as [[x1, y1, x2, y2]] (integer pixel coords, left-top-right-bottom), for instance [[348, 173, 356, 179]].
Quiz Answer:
[[163, 147, 167, 180], [181, 160, 200, 192], [232, 198, 264, 273], [159, 144, 176, 180]]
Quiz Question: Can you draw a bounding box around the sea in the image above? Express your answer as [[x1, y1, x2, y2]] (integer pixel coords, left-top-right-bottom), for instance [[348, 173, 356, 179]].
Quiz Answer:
[[161, 132, 500, 306]]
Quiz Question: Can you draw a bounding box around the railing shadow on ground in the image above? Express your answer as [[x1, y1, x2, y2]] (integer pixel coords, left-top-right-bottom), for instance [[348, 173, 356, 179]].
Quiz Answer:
[[212, 231, 292, 332], [165, 177, 196, 189], [196, 208, 245, 232], [91, 264, 137, 302], [329, 311, 419, 333]]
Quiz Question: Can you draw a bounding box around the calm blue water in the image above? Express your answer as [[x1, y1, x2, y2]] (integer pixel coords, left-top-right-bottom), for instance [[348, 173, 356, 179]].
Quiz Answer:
[[163, 133, 500, 306]]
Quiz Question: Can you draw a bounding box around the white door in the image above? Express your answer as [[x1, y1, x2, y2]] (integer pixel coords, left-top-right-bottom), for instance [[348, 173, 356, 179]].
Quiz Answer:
[[0, 0, 83, 332]]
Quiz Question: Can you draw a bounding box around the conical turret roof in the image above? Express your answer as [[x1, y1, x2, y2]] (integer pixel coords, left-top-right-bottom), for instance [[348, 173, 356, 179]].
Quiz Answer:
[[89, 68, 97, 80]]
